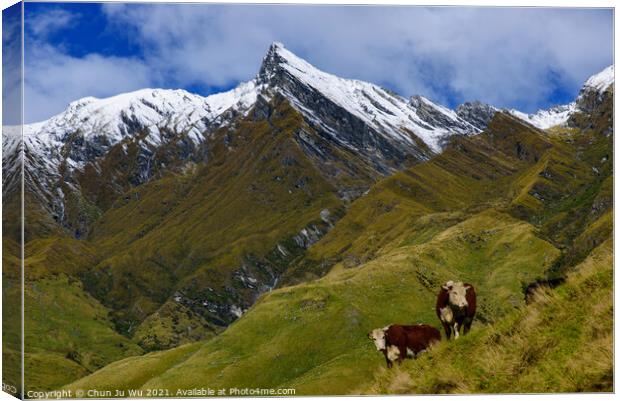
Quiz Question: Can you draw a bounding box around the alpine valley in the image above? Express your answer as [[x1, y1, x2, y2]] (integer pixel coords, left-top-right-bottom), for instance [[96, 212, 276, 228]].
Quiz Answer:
[[2, 43, 613, 394]]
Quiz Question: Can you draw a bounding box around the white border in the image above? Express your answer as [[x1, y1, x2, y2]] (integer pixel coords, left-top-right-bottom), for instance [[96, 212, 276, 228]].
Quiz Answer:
[[0, 2, 616, 401], [2, 0, 619, 7]]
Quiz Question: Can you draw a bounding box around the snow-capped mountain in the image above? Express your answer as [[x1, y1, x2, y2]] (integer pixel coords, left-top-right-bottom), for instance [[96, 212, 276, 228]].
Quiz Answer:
[[21, 42, 479, 172], [507, 65, 614, 130], [11, 43, 481, 177], [21, 85, 261, 171], [2, 43, 614, 236], [5, 42, 486, 231], [574, 65, 614, 114], [2, 42, 614, 353], [456, 101, 499, 131], [257, 43, 479, 154], [581, 65, 614, 94], [451, 65, 614, 131], [508, 103, 577, 130]]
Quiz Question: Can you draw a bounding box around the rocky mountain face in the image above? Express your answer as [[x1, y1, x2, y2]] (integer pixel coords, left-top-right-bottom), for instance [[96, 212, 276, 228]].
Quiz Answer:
[[257, 44, 480, 175], [60, 93, 613, 395], [2, 44, 485, 342], [7, 46, 611, 238], [456, 101, 498, 131], [453, 65, 614, 133]]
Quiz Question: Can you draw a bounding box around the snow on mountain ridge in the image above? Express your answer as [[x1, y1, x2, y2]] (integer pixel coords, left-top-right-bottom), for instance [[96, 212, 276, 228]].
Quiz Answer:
[[22, 42, 478, 163], [508, 103, 577, 130], [263, 43, 479, 152], [29, 87, 255, 145], [507, 65, 613, 130], [17, 44, 612, 184]]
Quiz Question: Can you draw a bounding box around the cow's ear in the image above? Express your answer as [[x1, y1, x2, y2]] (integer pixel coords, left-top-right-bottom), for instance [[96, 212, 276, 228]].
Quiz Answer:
[[441, 284, 450, 291], [464, 285, 472, 290]]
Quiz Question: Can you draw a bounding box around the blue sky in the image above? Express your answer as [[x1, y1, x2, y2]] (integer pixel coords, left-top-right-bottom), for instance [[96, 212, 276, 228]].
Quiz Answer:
[[2, 3, 22, 124], [21, 2, 614, 123]]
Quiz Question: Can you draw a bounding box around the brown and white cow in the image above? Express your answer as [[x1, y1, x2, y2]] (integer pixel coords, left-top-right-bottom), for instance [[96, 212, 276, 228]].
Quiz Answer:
[[436, 280, 476, 339], [368, 324, 441, 368]]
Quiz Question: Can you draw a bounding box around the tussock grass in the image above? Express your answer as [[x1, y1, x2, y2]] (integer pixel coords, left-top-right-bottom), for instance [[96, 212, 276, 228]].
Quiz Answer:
[[366, 239, 612, 394]]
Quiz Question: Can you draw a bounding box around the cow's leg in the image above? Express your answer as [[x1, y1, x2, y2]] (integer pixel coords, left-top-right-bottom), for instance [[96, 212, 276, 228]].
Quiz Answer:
[[453, 323, 460, 339], [463, 318, 473, 335], [397, 345, 407, 364], [383, 350, 392, 368], [441, 322, 452, 340]]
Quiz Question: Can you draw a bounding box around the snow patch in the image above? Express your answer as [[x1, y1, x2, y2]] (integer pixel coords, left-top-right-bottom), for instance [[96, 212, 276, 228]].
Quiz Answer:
[[582, 65, 614, 94], [508, 103, 577, 130], [230, 305, 244, 318]]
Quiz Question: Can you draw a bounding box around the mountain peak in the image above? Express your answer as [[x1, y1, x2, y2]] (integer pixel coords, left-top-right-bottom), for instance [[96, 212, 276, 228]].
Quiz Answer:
[[258, 42, 289, 79], [268, 41, 285, 52], [582, 65, 614, 94], [257, 42, 320, 84]]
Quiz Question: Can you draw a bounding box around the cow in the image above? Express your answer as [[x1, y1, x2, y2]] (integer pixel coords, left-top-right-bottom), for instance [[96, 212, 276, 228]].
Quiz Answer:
[[368, 324, 441, 368], [436, 280, 476, 340]]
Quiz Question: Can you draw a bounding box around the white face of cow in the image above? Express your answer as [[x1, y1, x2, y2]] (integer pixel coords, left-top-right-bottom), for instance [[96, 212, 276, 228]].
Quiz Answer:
[[443, 281, 471, 309], [368, 327, 387, 351]]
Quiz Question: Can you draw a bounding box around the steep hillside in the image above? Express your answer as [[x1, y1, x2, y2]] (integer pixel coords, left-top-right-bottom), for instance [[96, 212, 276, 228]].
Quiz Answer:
[[81, 98, 346, 341], [282, 112, 550, 284], [3, 45, 488, 390], [6, 43, 480, 241], [2, 237, 143, 393], [365, 237, 612, 394]]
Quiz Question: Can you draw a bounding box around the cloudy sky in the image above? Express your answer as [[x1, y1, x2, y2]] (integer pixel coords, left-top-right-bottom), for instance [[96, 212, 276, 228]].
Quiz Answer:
[[18, 2, 614, 123]]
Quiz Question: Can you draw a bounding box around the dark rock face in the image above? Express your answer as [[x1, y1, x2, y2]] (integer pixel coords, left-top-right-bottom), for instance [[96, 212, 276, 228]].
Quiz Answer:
[[166, 211, 337, 330], [568, 85, 614, 135], [456, 101, 498, 131], [12, 43, 475, 239], [258, 45, 431, 177], [575, 86, 611, 114], [410, 95, 477, 133]]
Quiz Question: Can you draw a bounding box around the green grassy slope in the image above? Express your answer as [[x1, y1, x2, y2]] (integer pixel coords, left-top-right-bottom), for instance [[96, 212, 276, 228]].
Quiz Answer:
[[64, 209, 558, 395], [365, 237, 612, 394], [21, 238, 144, 391], [10, 97, 374, 393], [2, 237, 22, 395], [3, 236, 144, 393], [283, 113, 543, 284], [81, 99, 346, 339]]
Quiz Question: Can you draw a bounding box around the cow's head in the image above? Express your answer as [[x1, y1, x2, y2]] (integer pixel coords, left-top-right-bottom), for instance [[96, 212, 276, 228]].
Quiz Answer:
[[442, 281, 471, 309], [368, 327, 388, 351]]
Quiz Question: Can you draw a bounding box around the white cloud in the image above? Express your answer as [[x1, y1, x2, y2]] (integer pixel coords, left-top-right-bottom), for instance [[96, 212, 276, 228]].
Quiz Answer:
[[23, 4, 613, 122], [101, 5, 613, 110], [21, 6, 156, 123], [26, 8, 77, 39], [24, 43, 154, 122]]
